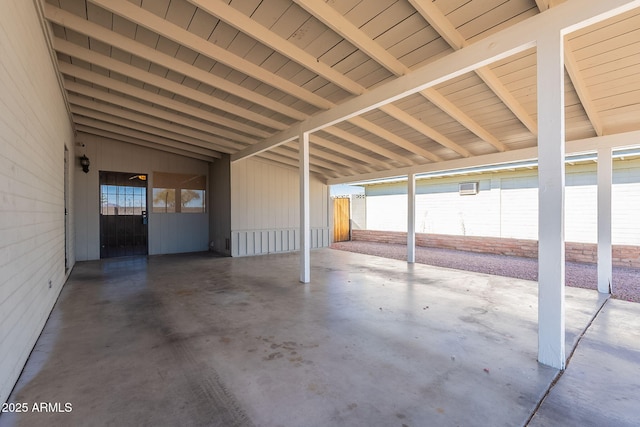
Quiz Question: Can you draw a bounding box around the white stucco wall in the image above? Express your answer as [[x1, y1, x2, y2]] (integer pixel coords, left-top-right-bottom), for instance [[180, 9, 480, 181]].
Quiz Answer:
[[230, 157, 330, 256], [0, 0, 75, 404], [365, 159, 640, 246], [74, 133, 211, 260]]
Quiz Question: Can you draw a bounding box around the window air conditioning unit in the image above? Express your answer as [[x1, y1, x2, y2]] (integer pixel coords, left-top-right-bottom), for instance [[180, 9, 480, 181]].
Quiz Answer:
[[459, 182, 478, 195]]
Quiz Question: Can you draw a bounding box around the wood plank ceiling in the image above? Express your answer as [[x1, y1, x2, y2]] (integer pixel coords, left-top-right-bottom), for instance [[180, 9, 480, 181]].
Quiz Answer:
[[41, 0, 640, 180]]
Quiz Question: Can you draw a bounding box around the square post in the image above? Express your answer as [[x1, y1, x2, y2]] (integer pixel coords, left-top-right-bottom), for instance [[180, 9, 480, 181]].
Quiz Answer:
[[537, 30, 566, 369], [407, 173, 416, 263], [300, 131, 310, 283], [597, 147, 613, 294]]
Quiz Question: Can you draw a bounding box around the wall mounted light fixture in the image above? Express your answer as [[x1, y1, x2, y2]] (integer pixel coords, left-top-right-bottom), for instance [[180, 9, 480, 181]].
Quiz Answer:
[[80, 155, 90, 173]]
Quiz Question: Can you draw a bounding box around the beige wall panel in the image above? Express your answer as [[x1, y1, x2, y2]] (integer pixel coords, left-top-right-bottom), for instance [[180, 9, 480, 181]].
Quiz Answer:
[[230, 157, 329, 256], [74, 133, 210, 261]]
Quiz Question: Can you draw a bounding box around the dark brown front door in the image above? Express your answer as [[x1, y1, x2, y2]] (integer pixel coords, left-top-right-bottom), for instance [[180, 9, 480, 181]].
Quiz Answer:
[[99, 171, 148, 258]]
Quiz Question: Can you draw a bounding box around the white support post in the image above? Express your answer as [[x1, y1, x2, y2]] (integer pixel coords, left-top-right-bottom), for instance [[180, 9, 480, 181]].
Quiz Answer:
[[537, 31, 566, 370], [407, 173, 416, 263], [597, 147, 613, 294], [300, 131, 311, 283]]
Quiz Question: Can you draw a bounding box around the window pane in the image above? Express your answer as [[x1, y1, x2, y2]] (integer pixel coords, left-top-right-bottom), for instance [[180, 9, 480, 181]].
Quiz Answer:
[[181, 189, 205, 213], [152, 188, 175, 213]]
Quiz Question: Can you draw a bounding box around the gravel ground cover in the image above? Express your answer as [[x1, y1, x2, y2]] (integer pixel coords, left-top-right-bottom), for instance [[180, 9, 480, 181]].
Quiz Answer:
[[331, 241, 640, 303]]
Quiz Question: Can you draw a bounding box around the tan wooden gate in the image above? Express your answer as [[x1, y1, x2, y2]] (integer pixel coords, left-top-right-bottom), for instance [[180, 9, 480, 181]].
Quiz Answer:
[[333, 197, 351, 242]]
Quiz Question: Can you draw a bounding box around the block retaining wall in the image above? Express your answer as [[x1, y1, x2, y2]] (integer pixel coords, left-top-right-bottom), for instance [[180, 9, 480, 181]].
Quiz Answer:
[[351, 230, 640, 269]]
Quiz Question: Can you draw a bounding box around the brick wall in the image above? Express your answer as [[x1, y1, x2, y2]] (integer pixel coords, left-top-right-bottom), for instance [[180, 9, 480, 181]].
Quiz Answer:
[[352, 230, 640, 268]]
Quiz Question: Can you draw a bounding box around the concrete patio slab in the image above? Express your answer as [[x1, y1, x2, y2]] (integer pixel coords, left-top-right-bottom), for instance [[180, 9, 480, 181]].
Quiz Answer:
[[530, 299, 640, 427], [0, 249, 615, 426]]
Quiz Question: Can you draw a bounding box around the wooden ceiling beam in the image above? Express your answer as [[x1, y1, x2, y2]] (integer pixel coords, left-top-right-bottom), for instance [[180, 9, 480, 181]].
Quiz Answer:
[[64, 80, 257, 146], [294, 0, 504, 154], [53, 38, 287, 132], [322, 127, 413, 166], [58, 62, 271, 139], [234, 0, 640, 161], [73, 98, 343, 174], [68, 96, 242, 153], [87, 0, 333, 110], [409, 0, 538, 136], [187, 0, 365, 95], [310, 135, 389, 170], [76, 127, 218, 162], [74, 116, 221, 158], [533, 1, 604, 136], [348, 115, 446, 161], [44, 4, 307, 122], [190, 0, 438, 163], [72, 106, 226, 156]]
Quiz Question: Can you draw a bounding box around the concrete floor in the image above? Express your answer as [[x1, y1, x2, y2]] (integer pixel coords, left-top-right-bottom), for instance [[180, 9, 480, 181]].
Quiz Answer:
[[1, 249, 638, 426]]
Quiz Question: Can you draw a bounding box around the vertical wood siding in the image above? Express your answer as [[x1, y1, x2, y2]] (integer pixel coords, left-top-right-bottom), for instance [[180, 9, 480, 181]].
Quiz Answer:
[[0, 0, 75, 404], [230, 158, 329, 257]]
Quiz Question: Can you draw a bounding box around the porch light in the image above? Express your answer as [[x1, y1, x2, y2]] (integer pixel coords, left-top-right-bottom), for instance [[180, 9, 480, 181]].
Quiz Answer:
[[80, 155, 90, 173]]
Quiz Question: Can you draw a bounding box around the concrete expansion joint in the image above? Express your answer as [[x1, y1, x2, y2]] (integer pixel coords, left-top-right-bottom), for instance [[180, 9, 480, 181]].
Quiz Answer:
[[524, 295, 611, 426]]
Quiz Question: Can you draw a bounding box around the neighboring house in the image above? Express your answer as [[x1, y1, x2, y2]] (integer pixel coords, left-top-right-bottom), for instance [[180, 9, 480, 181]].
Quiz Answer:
[[353, 155, 640, 266]]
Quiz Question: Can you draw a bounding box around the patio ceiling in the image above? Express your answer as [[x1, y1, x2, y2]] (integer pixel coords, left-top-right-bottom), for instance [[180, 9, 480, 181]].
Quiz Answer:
[[40, 0, 640, 180]]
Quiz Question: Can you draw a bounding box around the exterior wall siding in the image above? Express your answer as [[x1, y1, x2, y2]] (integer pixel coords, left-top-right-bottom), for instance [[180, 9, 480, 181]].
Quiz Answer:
[[74, 133, 210, 260], [364, 159, 640, 246], [0, 0, 75, 404], [230, 158, 330, 257]]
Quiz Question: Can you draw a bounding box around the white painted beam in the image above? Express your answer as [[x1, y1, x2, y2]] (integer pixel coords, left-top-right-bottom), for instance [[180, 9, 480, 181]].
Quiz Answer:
[[407, 173, 416, 264], [327, 130, 640, 185], [537, 30, 566, 370], [53, 38, 287, 132], [43, 4, 307, 121], [300, 132, 311, 283], [59, 62, 271, 139], [597, 147, 613, 294], [75, 127, 217, 162]]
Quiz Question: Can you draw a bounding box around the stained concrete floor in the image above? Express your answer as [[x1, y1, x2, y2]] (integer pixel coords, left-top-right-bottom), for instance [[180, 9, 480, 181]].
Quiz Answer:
[[1, 249, 638, 426]]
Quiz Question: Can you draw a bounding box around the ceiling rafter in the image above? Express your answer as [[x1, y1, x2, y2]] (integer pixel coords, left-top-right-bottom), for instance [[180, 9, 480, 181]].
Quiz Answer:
[[322, 126, 413, 166], [233, 0, 640, 161], [59, 62, 271, 139], [44, 5, 308, 122], [563, 40, 604, 136], [48, 5, 373, 175], [72, 106, 228, 153], [73, 115, 221, 158], [87, 0, 334, 110], [533, 1, 604, 136], [75, 126, 217, 162], [187, 0, 439, 163], [293, 0, 506, 154], [348, 116, 445, 161], [41, 0, 639, 182], [72, 96, 349, 175], [68, 96, 242, 153], [186, 0, 365, 95], [54, 38, 288, 132], [408, 0, 538, 136], [64, 80, 257, 146], [79, 0, 436, 167], [310, 135, 390, 170]]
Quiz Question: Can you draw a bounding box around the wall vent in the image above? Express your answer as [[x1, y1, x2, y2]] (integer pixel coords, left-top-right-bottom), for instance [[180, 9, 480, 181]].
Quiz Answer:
[[459, 182, 478, 195]]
